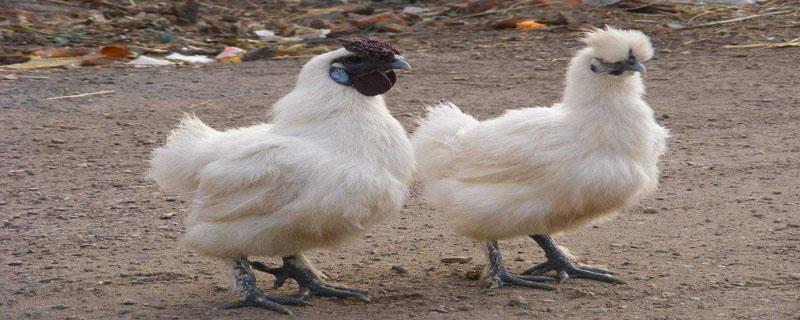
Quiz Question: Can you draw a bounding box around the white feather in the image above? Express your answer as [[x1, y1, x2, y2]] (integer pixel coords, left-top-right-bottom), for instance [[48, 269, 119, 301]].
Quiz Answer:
[[412, 27, 668, 241], [149, 48, 415, 258]]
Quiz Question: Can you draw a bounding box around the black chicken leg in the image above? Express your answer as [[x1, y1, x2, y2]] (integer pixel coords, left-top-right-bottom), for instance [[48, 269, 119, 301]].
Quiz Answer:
[[251, 255, 370, 303], [218, 257, 308, 315], [522, 235, 624, 284], [483, 240, 555, 290]]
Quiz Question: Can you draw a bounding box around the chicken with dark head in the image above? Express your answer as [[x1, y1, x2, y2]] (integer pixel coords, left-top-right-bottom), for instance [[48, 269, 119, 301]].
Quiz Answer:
[[149, 38, 414, 314]]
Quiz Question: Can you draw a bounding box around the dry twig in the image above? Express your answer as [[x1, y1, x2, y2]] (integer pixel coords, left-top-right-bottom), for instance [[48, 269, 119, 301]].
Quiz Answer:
[[47, 90, 115, 100]]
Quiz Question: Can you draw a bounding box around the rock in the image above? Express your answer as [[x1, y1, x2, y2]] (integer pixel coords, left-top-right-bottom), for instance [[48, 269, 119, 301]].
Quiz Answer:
[[390, 265, 408, 275], [160, 212, 176, 219], [507, 295, 528, 307], [440, 256, 472, 264], [515, 309, 531, 316], [430, 306, 448, 313], [788, 273, 800, 280], [8, 261, 22, 266], [50, 138, 66, 144], [457, 304, 473, 311], [51, 304, 69, 310], [642, 207, 659, 214], [121, 299, 136, 305]]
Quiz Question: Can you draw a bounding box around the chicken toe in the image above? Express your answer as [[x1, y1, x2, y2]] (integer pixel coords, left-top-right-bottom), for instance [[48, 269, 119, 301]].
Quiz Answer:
[[219, 257, 309, 314], [484, 241, 555, 290], [524, 235, 625, 284], [250, 256, 370, 303]]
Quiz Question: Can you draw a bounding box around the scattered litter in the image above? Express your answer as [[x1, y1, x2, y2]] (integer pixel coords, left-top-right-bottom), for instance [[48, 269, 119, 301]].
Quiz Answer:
[[127, 55, 175, 67], [403, 6, 431, 14], [254, 30, 281, 42], [166, 53, 214, 64], [214, 46, 246, 63], [99, 45, 135, 59], [515, 20, 546, 30], [46, 90, 115, 101], [2, 57, 84, 70], [242, 46, 276, 62]]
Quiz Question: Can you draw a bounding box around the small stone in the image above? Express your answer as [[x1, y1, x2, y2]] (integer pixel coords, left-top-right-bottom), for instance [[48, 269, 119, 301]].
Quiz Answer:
[[430, 306, 448, 313], [457, 304, 473, 311], [689, 296, 701, 301], [121, 299, 136, 305], [440, 256, 472, 264], [642, 207, 659, 214], [8, 261, 22, 266], [788, 273, 800, 280], [160, 212, 176, 219], [515, 309, 531, 316], [390, 265, 408, 275], [50, 138, 66, 144], [51, 304, 69, 310], [507, 295, 528, 307]]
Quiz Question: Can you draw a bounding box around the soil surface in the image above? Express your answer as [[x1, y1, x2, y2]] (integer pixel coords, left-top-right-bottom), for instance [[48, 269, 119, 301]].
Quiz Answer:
[[2, 25, 800, 320]]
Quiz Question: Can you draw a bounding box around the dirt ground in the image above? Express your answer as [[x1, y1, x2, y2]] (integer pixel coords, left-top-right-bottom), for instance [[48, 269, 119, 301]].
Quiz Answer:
[[2, 21, 800, 320]]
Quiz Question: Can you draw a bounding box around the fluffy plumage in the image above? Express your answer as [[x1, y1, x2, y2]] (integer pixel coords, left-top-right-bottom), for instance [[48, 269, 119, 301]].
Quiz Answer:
[[149, 47, 415, 259], [413, 27, 668, 241]]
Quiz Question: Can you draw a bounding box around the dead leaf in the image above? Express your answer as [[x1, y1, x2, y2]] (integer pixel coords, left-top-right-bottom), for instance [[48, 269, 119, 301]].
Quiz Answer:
[[1, 57, 84, 70], [35, 47, 92, 58], [100, 45, 134, 58], [516, 20, 546, 30]]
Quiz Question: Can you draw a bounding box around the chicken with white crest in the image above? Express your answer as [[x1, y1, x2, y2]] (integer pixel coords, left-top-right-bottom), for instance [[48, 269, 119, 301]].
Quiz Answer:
[[149, 38, 414, 314], [412, 27, 668, 289]]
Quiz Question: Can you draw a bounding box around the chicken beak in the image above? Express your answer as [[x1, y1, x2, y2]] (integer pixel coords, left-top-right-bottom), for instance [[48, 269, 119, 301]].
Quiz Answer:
[[624, 59, 646, 74], [387, 55, 412, 71]]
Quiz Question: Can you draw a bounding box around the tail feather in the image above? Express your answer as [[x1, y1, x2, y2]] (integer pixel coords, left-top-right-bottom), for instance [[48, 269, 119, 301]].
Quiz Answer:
[[412, 101, 478, 180], [149, 114, 217, 195]]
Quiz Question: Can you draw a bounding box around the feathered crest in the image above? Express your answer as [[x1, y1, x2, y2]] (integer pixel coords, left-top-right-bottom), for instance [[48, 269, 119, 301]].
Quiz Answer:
[[581, 26, 654, 62], [338, 38, 400, 61]]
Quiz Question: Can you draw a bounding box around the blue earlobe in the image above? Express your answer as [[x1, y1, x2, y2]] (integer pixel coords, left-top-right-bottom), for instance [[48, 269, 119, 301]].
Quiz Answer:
[[329, 67, 352, 85]]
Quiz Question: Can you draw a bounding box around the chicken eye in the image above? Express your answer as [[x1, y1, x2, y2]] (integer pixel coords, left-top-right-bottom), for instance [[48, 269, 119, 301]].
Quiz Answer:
[[329, 67, 352, 85]]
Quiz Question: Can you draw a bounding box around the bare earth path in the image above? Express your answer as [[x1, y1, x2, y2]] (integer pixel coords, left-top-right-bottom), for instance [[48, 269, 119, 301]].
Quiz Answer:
[[1, 31, 799, 320]]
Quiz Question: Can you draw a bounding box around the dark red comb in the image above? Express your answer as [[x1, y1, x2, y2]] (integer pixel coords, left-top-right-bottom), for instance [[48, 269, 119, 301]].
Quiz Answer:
[[337, 38, 400, 61]]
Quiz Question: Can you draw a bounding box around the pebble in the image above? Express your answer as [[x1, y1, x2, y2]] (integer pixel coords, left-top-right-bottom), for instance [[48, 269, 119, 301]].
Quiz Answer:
[[160, 212, 176, 219], [8, 261, 22, 266], [642, 207, 659, 214], [440, 256, 472, 264], [51, 304, 69, 310], [457, 304, 473, 311], [50, 138, 66, 144], [507, 295, 529, 307], [121, 299, 136, 305], [430, 306, 448, 313], [788, 273, 800, 280], [515, 309, 531, 316], [390, 265, 408, 275]]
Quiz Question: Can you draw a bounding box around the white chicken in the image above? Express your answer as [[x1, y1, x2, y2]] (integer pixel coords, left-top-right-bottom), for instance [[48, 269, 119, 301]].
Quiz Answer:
[[412, 27, 668, 289], [149, 39, 414, 314]]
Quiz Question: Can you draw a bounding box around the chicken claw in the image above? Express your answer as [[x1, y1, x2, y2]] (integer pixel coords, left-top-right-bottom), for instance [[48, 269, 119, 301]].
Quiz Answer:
[[250, 256, 371, 303], [523, 235, 625, 284], [484, 241, 555, 290], [219, 257, 309, 315]]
